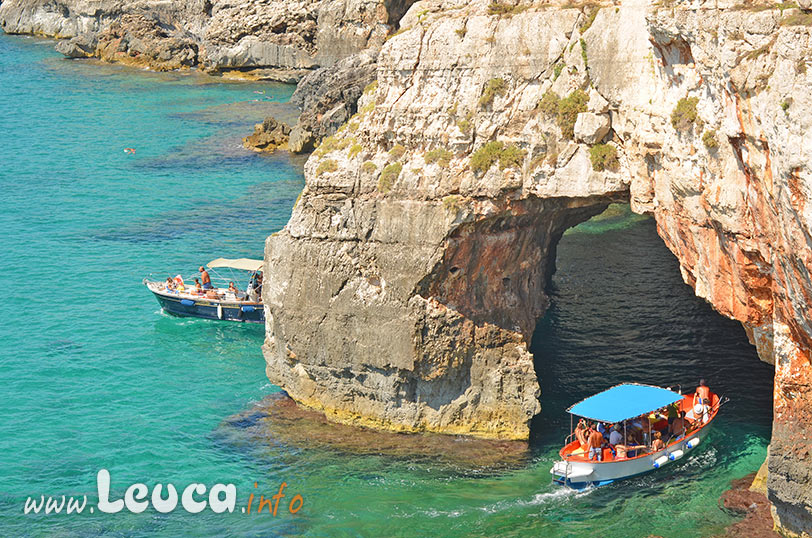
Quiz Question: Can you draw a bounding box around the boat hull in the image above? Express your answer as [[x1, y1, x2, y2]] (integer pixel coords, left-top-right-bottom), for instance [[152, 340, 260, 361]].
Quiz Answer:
[[150, 290, 264, 324], [550, 421, 713, 488]]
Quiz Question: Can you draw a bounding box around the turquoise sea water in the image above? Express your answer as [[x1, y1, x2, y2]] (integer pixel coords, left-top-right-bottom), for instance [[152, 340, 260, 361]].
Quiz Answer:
[[0, 33, 773, 537]]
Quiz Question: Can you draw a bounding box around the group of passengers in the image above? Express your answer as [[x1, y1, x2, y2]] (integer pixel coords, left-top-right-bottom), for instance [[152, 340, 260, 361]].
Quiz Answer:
[[573, 381, 712, 462], [161, 266, 263, 303]]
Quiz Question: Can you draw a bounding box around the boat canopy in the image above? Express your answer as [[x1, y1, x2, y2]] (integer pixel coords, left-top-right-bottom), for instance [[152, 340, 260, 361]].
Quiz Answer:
[[567, 383, 683, 423], [207, 258, 263, 272]]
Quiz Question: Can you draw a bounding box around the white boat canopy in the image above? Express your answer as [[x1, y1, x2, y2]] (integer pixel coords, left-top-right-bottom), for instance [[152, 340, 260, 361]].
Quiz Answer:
[[207, 258, 263, 272]]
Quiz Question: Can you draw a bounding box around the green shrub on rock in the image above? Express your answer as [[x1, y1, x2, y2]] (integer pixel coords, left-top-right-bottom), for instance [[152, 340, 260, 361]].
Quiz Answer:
[[378, 162, 402, 193], [498, 144, 526, 170], [671, 96, 699, 131], [556, 89, 589, 139], [479, 78, 508, 108], [316, 159, 338, 176], [588, 144, 618, 171], [362, 161, 377, 174], [425, 148, 453, 168], [389, 144, 406, 160], [702, 130, 719, 150], [470, 141, 525, 174], [537, 91, 560, 117], [471, 141, 504, 174]]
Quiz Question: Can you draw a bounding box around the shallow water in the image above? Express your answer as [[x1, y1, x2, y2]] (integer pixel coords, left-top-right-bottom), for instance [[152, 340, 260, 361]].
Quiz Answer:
[[0, 34, 773, 537]]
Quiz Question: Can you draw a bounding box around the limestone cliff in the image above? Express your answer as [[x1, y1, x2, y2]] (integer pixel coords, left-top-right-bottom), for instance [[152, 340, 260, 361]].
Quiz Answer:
[[0, 0, 416, 77], [263, 0, 812, 534]]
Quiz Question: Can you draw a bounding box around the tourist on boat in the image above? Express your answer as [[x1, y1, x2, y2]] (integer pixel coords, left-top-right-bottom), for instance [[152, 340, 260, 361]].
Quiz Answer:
[[205, 288, 221, 300], [193, 278, 204, 295], [670, 410, 687, 439], [165, 277, 175, 291], [199, 266, 213, 290], [575, 419, 588, 450], [614, 436, 646, 460], [228, 281, 239, 295], [693, 379, 711, 424], [247, 272, 263, 302], [666, 401, 679, 426], [597, 421, 611, 440], [586, 426, 605, 461], [651, 430, 665, 451], [609, 423, 623, 446]]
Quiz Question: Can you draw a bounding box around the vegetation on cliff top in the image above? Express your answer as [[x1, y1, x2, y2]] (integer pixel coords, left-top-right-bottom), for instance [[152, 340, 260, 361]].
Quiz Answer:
[[671, 96, 699, 131]]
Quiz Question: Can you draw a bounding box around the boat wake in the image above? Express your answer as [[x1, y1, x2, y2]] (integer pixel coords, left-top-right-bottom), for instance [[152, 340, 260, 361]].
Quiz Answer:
[[479, 486, 592, 514]]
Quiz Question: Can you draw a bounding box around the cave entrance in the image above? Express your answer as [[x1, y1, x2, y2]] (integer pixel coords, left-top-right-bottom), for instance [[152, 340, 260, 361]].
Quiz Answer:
[[527, 204, 774, 460]]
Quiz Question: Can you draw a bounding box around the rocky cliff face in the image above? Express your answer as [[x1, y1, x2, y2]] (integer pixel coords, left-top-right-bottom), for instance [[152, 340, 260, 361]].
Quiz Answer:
[[0, 0, 415, 77], [264, 0, 812, 534]]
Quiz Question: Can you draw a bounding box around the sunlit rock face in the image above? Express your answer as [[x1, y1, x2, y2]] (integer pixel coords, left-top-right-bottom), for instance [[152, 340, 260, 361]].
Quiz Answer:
[[264, 1, 812, 533], [0, 0, 414, 76]]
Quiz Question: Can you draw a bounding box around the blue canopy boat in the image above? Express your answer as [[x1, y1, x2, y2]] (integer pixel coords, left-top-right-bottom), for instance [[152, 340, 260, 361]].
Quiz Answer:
[[551, 383, 726, 488], [144, 258, 264, 323]]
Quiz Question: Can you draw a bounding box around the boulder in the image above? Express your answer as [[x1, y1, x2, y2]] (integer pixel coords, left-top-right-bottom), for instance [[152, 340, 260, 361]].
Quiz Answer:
[[243, 117, 291, 153], [574, 112, 611, 144], [55, 34, 97, 58]]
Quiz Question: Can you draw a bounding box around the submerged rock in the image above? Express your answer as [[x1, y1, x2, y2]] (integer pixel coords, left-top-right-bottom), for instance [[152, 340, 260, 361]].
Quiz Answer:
[[218, 393, 531, 469], [721, 473, 779, 537]]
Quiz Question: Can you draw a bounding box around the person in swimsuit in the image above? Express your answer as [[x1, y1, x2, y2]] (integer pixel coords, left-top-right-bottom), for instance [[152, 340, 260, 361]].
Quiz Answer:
[[199, 266, 213, 290], [670, 411, 687, 439], [193, 278, 203, 296], [575, 419, 588, 450], [586, 427, 605, 461], [165, 277, 175, 291], [693, 380, 712, 424], [651, 430, 665, 452]]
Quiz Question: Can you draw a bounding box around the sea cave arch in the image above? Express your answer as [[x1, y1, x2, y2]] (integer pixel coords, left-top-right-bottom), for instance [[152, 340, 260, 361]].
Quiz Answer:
[[525, 205, 775, 450]]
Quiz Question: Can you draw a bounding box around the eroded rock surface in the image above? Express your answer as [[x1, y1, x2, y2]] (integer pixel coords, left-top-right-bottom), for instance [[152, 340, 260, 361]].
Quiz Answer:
[[243, 117, 291, 153], [0, 0, 415, 76], [264, 0, 812, 534]]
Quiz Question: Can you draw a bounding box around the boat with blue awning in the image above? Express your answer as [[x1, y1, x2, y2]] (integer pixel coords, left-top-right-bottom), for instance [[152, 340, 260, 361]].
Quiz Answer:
[[551, 383, 726, 488], [143, 258, 264, 323]]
